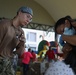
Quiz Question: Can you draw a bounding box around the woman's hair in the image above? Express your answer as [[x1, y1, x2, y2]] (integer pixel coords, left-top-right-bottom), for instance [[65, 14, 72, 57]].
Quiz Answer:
[[54, 16, 72, 33], [64, 45, 76, 74], [65, 15, 72, 20], [54, 17, 65, 32]]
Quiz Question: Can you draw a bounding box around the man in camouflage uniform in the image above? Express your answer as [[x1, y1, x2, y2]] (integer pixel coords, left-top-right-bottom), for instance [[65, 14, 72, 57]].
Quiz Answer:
[[0, 6, 33, 75]]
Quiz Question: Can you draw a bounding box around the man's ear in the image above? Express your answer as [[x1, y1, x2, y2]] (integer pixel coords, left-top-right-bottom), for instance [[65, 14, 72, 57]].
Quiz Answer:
[[65, 20, 70, 27], [18, 11, 22, 16]]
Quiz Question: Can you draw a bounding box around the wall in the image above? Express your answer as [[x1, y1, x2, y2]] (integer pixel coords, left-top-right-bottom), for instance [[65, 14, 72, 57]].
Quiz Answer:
[[0, 0, 55, 25]]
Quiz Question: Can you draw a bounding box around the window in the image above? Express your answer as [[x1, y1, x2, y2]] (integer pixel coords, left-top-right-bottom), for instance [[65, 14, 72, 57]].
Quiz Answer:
[[29, 32, 36, 42], [26, 32, 36, 42]]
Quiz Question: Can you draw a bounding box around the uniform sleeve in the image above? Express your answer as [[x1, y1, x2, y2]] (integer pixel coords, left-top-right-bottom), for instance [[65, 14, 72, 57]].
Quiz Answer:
[[0, 25, 5, 44], [0, 21, 12, 49], [16, 41, 25, 56], [16, 30, 26, 56]]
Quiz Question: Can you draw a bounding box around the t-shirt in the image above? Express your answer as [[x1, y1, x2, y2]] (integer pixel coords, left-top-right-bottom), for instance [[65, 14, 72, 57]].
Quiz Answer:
[[45, 60, 75, 75], [31, 52, 36, 61], [21, 52, 33, 64], [46, 50, 55, 60]]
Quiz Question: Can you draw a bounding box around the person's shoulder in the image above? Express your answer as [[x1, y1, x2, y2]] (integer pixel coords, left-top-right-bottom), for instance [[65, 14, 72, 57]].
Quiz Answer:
[[28, 52, 31, 54], [28, 52, 32, 55], [51, 50, 53, 52], [0, 18, 11, 23], [46, 50, 50, 53], [0, 18, 11, 27]]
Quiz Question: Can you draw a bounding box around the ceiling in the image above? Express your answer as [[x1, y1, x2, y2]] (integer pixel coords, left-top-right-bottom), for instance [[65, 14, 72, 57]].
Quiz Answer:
[[34, 0, 76, 22]]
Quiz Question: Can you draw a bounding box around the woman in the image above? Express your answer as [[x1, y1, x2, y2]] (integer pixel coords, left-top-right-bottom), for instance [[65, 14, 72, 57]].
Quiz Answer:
[[54, 16, 76, 45]]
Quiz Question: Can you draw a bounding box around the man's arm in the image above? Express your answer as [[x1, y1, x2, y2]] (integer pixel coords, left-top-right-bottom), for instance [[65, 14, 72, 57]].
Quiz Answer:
[[16, 29, 26, 56], [62, 35, 76, 46], [16, 41, 25, 55]]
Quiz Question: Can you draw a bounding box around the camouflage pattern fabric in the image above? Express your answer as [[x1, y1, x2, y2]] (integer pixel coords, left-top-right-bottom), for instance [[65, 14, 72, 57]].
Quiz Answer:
[[0, 58, 15, 75]]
